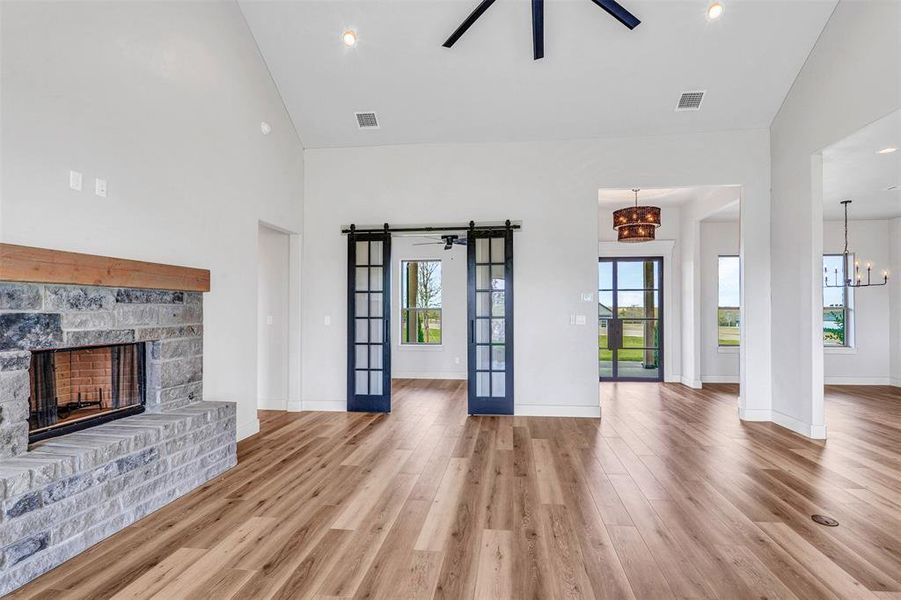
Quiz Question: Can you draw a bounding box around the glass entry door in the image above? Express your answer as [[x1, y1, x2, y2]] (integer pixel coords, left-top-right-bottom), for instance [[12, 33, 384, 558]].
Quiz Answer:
[[599, 257, 663, 382], [347, 231, 392, 412], [467, 227, 513, 415]]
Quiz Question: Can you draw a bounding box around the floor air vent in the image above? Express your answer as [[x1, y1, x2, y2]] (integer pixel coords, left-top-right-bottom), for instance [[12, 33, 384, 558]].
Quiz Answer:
[[675, 91, 705, 111], [355, 112, 380, 129]]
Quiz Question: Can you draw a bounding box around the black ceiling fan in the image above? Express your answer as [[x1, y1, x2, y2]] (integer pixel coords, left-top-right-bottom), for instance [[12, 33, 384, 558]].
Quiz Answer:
[[443, 0, 640, 60], [413, 234, 468, 250]]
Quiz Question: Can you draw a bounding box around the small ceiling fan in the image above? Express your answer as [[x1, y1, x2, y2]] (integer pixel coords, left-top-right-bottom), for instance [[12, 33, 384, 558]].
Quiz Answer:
[[443, 0, 640, 60], [413, 234, 468, 250]]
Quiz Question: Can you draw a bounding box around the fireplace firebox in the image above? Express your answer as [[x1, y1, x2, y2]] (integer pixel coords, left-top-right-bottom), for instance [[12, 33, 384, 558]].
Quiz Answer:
[[28, 342, 147, 442]]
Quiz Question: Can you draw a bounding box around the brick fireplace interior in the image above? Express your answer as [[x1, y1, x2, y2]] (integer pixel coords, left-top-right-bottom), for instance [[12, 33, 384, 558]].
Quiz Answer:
[[28, 343, 146, 440]]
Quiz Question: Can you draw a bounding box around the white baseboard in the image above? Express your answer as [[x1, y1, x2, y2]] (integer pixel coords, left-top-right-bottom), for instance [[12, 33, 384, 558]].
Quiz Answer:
[[515, 404, 600, 418], [257, 397, 288, 410], [823, 376, 891, 385], [701, 375, 739, 384], [680, 377, 703, 389], [237, 417, 260, 442], [737, 406, 826, 439], [392, 372, 466, 380], [302, 400, 346, 412], [286, 401, 303, 412], [892, 377, 901, 388]]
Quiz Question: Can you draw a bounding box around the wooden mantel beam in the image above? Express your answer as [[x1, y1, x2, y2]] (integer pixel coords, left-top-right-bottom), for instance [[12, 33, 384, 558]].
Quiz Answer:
[[0, 244, 210, 292]]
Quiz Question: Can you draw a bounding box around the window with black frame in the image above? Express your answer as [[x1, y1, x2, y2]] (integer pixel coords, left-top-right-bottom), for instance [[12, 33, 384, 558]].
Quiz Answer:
[[823, 254, 852, 347], [400, 260, 442, 345]]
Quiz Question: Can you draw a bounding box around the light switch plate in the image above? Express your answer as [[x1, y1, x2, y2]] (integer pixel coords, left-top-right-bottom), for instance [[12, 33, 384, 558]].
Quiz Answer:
[[581, 292, 593, 302], [575, 314, 587, 325], [95, 178, 108, 198], [324, 315, 332, 326], [266, 315, 274, 325], [69, 170, 82, 191]]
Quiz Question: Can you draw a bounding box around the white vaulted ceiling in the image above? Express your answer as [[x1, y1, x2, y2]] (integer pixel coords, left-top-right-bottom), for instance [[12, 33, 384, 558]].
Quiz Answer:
[[239, 0, 836, 148]]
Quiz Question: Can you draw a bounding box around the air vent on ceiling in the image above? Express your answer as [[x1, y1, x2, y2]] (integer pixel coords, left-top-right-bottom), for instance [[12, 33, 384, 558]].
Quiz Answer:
[[675, 91, 705, 111], [355, 112, 380, 129]]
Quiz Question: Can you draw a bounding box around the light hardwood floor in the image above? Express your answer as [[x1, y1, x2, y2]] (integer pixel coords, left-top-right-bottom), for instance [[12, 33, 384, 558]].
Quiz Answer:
[[8, 380, 901, 599]]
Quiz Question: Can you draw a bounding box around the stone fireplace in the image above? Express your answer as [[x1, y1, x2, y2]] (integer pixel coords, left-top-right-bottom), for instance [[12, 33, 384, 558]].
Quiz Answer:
[[0, 245, 236, 595]]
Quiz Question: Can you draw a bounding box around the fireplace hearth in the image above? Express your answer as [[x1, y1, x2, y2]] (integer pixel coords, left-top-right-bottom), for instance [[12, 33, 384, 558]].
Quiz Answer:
[[28, 343, 147, 442]]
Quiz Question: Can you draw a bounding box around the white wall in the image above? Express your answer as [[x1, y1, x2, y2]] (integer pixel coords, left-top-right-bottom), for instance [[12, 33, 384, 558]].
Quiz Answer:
[[391, 237, 467, 380], [890, 218, 901, 387], [769, 0, 900, 438], [700, 221, 740, 383], [258, 224, 291, 408], [303, 129, 771, 416], [0, 1, 305, 440]]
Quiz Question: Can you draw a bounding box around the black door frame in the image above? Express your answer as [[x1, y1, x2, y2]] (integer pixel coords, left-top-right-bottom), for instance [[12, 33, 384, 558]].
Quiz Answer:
[[599, 256, 664, 382], [347, 228, 392, 412], [467, 224, 514, 415]]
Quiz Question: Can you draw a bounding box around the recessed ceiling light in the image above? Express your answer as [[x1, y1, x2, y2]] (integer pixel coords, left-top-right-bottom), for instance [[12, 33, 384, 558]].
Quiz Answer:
[[342, 30, 357, 47], [877, 146, 897, 154], [707, 2, 724, 20]]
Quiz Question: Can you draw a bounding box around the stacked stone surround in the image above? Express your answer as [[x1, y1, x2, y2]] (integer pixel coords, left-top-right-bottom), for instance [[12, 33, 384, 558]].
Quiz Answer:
[[0, 281, 236, 595]]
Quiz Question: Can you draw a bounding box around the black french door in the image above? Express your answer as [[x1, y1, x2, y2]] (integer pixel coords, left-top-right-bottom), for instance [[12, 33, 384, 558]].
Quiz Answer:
[[347, 231, 392, 412], [598, 257, 663, 382], [467, 226, 514, 415]]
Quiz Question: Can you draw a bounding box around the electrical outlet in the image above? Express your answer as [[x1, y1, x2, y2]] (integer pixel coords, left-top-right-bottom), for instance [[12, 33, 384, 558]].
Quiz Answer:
[[69, 170, 82, 191], [266, 315, 274, 325], [95, 178, 107, 198], [575, 314, 587, 325], [324, 315, 331, 326]]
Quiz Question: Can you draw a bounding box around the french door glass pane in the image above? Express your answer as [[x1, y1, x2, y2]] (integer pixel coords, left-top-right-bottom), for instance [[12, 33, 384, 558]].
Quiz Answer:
[[370, 319, 383, 343], [617, 291, 659, 318], [617, 260, 659, 289], [620, 320, 659, 349], [491, 292, 505, 317], [476, 346, 490, 370], [355, 345, 368, 368], [476, 320, 490, 343], [491, 319, 505, 343], [616, 349, 659, 379], [355, 268, 369, 291], [355, 241, 369, 266], [370, 371, 383, 395], [355, 370, 368, 394], [370, 346, 383, 369], [370, 267, 383, 291], [355, 319, 368, 343], [599, 290, 613, 318], [491, 373, 505, 397], [490, 266, 505, 289], [477, 266, 490, 289], [355, 293, 369, 317], [477, 292, 490, 315], [490, 238, 505, 260], [369, 241, 383, 264], [476, 238, 489, 262], [491, 346, 505, 369], [599, 261, 613, 290], [369, 293, 383, 317], [476, 372, 490, 395]]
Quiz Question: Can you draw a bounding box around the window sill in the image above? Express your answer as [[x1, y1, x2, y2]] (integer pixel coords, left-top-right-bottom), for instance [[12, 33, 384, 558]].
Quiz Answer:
[[717, 346, 740, 354], [398, 344, 445, 351], [824, 346, 856, 354]]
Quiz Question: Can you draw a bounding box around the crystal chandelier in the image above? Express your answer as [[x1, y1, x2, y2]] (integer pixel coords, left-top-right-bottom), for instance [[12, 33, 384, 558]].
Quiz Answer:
[[824, 200, 889, 288], [613, 188, 661, 243]]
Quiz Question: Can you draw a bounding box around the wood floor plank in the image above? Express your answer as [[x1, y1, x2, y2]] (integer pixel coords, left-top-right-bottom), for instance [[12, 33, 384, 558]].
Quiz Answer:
[[9, 381, 901, 600]]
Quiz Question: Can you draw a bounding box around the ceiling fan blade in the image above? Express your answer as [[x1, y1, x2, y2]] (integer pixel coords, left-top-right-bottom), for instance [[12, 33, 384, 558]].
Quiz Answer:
[[443, 0, 498, 48], [587, 0, 640, 30], [532, 0, 544, 59]]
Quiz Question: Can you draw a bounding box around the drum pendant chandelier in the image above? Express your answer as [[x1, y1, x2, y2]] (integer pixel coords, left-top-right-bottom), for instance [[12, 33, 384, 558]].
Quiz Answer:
[[613, 188, 661, 243]]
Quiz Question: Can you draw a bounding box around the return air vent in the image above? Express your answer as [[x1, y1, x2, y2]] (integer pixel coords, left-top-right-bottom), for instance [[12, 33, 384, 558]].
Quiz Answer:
[[675, 91, 705, 111], [355, 112, 380, 129]]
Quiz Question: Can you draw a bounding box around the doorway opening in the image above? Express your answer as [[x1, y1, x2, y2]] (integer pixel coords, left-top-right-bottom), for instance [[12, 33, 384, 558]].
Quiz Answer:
[[257, 223, 291, 411], [599, 257, 663, 381]]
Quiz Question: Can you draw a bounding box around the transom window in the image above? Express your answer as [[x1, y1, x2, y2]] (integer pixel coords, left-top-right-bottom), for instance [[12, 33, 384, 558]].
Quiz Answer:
[[400, 260, 442, 345], [717, 256, 740, 347], [823, 254, 852, 347]]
